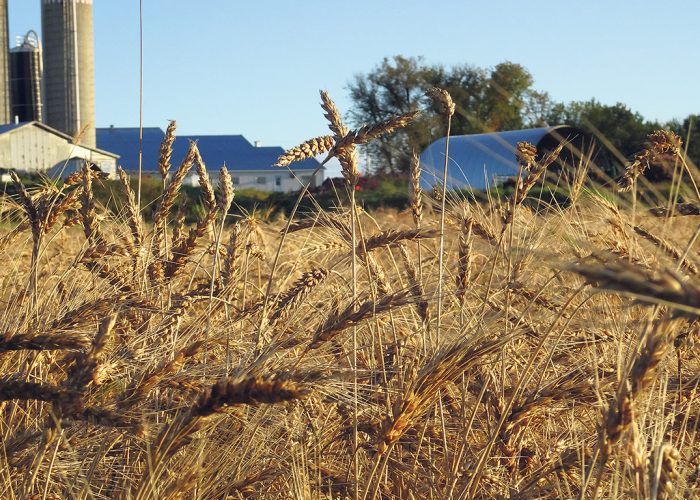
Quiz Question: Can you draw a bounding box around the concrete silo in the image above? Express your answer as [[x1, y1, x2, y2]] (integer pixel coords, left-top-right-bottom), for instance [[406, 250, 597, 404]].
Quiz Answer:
[[0, 0, 10, 124], [41, 0, 95, 147], [10, 31, 43, 123]]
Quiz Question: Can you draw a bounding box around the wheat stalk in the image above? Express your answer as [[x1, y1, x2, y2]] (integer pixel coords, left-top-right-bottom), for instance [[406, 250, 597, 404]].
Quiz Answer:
[[427, 86, 455, 347], [359, 228, 439, 255], [158, 119, 177, 181], [310, 291, 412, 349], [618, 130, 683, 192], [118, 167, 144, 253], [135, 373, 312, 497], [275, 135, 335, 167]]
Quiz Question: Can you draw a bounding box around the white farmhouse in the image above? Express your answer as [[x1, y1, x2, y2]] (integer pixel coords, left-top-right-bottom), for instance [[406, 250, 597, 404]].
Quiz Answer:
[[97, 126, 324, 192]]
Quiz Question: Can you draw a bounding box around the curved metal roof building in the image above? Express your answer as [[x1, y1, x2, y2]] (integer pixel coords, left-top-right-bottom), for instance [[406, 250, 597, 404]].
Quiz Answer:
[[419, 125, 591, 190]]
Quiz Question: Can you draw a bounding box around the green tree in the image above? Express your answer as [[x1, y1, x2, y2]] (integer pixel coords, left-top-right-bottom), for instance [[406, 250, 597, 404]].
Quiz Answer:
[[668, 114, 700, 168], [481, 62, 533, 130], [347, 56, 538, 174], [523, 90, 559, 127], [545, 99, 658, 159], [347, 56, 435, 174]]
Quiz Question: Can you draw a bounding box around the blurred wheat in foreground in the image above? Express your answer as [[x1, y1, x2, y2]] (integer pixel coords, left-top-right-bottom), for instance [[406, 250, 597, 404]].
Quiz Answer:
[[1, 90, 699, 499]]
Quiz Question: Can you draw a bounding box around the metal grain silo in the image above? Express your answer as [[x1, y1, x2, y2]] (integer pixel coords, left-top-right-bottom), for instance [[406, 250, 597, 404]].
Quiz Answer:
[[0, 0, 10, 124], [10, 31, 43, 123], [41, 0, 95, 147]]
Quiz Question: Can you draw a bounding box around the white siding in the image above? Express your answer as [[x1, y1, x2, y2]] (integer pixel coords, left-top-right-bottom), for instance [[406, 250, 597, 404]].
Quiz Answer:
[[185, 169, 323, 193], [0, 123, 117, 177]]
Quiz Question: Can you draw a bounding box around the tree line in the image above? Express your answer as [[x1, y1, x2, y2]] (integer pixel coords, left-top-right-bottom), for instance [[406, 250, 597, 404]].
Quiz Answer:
[[347, 55, 698, 176]]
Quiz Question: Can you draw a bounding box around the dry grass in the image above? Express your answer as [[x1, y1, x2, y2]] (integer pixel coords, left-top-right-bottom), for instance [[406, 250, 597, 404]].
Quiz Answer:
[[1, 93, 699, 499]]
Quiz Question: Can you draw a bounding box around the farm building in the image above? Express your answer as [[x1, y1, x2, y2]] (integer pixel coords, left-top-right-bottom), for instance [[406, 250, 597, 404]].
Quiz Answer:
[[0, 121, 118, 178], [419, 125, 599, 190], [96, 127, 324, 192]]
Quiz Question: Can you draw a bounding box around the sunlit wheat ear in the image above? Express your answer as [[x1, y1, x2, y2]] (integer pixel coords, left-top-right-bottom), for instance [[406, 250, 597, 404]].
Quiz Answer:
[[503, 142, 563, 226], [269, 267, 328, 323], [194, 374, 311, 415], [425, 86, 455, 346], [118, 167, 143, 251], [62, 166, 105, 187], [618, 129, 683, 192], [630, 223, 698, 275], [570, 259, 700, 315], [426, 86, 455, 117], [286, 213, 352, 239], [359, 228, 439, 255], [318, 90, 359, 187], [158, 120, 177, 181], [9, 171, 43, 295], [378, 333, 510, 453], [149, 140, 198, 282], [399, 244, 430, 326], [44, 186, 82, 233], [154, 140, 198, 227], [171, 199, 187, 249], [366, 254, 392, 296], [218, 165, 235, 213], [165, 158, 219, 278], [193, 146, 216, 214], [118, 341, 203, 409], [275, 136, 335, 167], [65, 314, 117, 391], [137, 373, 313, 494], [0, 332, 88, 352], [79, 161, 106, 249], [516, 141, 537, 170], [599, 319, 677, 462], [456, 216, 474, 301], [222, 222, 243, 288], [10, 170, 37, 225], [410, 151, 423, 227], [332, 111, 420, 150], [0, 379, 70, 403], [649, 443, 680, 499], [320, 89, 348, 137], [310, 291, 413, 349]]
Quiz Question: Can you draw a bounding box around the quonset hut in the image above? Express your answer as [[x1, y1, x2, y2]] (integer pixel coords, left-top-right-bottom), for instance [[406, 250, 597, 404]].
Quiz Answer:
[[419, 125, 594, 191]]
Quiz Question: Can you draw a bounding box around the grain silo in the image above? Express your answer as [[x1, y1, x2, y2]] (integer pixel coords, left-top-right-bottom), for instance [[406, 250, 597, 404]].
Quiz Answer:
[[10, 31, 43, 123], [41, 0, 95, 147], [0, 0, 10, 124]]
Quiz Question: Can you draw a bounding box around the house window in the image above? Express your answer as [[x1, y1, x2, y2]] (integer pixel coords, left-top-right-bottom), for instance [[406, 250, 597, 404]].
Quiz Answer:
[[232, 176, 240, 185], [275, 176, 282, 187], [256, 176, 267, 185], [301, 175, 312, 183]]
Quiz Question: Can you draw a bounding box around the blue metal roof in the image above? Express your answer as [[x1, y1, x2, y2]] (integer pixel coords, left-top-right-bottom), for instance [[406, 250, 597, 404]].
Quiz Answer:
[[0, 123, 27, 134], [96, 127, 321, 173], [419, 126, 582, 190]]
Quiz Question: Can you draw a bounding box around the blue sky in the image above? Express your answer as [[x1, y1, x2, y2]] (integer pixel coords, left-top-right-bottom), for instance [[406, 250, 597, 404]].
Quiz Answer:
[[7, 0, 699, 176]]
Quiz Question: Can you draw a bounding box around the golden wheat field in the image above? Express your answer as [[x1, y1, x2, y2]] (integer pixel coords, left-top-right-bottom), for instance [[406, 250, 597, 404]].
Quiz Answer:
[[1, 90, 699, 499]]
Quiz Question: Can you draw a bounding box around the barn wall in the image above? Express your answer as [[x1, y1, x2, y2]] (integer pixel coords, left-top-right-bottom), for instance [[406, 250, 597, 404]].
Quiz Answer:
[[183, 169, 323, 193], [0, 124, 116, 177]]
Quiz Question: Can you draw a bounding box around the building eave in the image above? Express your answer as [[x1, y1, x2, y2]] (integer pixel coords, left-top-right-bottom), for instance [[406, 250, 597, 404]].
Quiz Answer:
[[1, 121, 120, 159]]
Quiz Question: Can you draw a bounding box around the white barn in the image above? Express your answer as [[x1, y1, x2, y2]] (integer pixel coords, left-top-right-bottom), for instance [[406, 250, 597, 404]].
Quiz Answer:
[[0, 121, 118, 178]]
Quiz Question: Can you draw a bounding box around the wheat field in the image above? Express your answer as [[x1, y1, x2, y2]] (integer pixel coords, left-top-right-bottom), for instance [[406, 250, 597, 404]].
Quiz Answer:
[[1, 90, 699, 499]]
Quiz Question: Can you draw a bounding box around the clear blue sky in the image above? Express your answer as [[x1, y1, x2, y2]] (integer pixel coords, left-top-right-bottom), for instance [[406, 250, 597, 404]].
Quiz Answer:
[[7, 0, 699, 176]]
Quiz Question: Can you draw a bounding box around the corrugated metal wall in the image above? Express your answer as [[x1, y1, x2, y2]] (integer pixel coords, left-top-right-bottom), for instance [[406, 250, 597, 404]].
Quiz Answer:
[[0, 124, 115, 176]]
